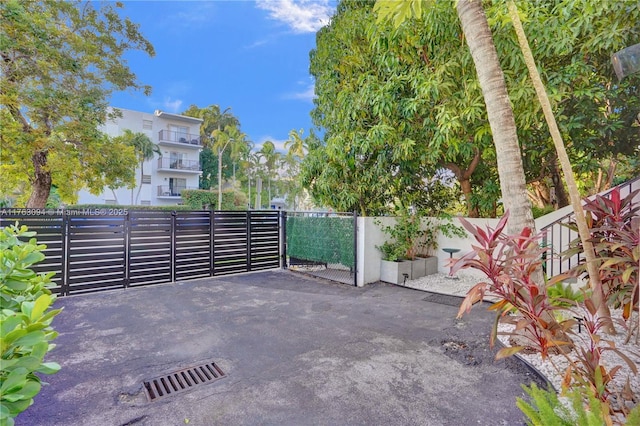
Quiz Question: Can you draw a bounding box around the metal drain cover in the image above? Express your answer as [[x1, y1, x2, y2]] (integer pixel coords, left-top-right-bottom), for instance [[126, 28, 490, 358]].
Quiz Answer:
[[143, 361, 226, 402]]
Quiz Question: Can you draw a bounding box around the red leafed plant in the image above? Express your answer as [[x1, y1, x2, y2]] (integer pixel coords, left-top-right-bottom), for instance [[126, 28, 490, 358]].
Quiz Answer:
[[562, 297, 638, 407], [565, 188, 639, 325], [452, 211, 574, 359]]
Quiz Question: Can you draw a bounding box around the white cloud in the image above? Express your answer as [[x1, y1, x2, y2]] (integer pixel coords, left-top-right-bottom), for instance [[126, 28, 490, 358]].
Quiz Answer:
[[163, 97, 183, 113], [284, 83, 315, 102], [255, 0, 333, 33]]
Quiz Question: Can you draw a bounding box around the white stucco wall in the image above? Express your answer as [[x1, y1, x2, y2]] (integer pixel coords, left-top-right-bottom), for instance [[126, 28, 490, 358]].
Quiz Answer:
[[357, 216, 499, 286]]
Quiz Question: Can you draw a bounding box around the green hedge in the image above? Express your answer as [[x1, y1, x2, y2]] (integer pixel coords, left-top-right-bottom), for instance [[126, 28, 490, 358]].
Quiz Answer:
[[286, 216, 354, 267]]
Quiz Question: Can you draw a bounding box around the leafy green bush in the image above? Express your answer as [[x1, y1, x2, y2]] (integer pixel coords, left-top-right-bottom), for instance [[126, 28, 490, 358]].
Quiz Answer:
[[286, 215, 354, 267], [1, 224, 62, 426], [181, 189, 247, 210]]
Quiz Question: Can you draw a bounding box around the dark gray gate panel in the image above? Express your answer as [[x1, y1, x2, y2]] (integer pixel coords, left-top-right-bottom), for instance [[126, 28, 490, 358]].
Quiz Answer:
[[1, 209, 285, 295], [129, 211, 172, 287], [213, 211, 249, 275], [175, 211, 211, 281], [249, 211, 280, 271], [66, 216, 126, 294]]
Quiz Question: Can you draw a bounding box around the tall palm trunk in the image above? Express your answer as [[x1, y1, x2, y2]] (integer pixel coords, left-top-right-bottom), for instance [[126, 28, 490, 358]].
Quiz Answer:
[[456, 0, 535, 237], [135, 161, 144, 205], [507, 1, 613, 332]]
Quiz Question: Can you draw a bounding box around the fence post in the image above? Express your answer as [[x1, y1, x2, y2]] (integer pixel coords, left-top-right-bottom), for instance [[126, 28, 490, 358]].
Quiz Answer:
[[171, 211, 176, 282], [246, 211, 252, 272], [281, 210, 287, 269], [209, 210, 215, 277], [62, 210, 69, 296], [353, 210, 358, 287], [124, 211, 130, 288]]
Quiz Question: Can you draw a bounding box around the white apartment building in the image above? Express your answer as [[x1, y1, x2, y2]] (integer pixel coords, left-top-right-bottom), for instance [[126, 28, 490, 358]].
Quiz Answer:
[[77, 108, 204, 206]]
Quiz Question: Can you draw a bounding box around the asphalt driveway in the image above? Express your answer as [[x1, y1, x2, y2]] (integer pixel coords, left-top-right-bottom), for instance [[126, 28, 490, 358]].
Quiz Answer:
[[18, 270, 545, 426]]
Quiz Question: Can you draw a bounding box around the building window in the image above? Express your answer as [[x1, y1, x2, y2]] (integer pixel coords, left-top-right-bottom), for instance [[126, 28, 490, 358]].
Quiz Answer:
[[143, 120, 153, 130], [142, 174, 151, 184], [141, 200, 151, 206], [170, 125, 189, 142]]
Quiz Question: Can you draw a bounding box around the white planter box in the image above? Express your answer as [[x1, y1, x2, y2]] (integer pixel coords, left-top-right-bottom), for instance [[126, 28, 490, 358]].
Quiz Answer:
[[380, 259, 412, 285], [411, 256, 438, 279]]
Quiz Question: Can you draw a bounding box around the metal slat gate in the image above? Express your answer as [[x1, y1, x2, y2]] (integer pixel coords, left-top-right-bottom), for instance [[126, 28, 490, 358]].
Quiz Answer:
[[0, 209, 283, 296]]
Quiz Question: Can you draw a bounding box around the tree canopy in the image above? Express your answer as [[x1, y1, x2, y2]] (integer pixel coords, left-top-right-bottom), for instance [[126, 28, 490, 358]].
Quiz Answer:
[[303, 0, 640, 217], [0, 0, 155, 207]]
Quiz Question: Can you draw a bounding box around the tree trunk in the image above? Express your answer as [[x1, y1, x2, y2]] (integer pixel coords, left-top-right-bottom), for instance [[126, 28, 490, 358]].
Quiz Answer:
[[550, 158, 570, 208], [456, 0, 535, 236], [507, 1, 613, 333], [446, 148, 481, 217], [26, 150, 52, 208], [135, 162, 144, 205]]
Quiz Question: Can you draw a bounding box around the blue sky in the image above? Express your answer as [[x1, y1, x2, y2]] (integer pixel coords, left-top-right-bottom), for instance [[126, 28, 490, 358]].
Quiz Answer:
[[109, 0, 337, 151]]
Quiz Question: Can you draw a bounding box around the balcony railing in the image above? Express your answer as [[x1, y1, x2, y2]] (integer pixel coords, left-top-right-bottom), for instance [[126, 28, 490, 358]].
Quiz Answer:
[[157, 185, 198, 197], [157, 158, 201, 172], [158, 130, 201, 147]]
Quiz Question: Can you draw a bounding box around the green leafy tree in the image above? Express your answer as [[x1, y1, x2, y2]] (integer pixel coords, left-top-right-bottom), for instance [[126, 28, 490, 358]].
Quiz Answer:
[[0, 0, 155, 208], [306, 1, 450, 215], [376, 0, 536, 235]]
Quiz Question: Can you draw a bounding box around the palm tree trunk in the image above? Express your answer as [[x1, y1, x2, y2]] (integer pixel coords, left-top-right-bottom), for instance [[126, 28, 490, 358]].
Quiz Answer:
[[135, 162, 144, 205], [456, 0, 535, 237], [507, 1, 613, 332]]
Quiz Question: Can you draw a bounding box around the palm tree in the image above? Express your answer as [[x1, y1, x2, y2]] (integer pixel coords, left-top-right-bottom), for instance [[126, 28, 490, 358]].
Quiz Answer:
[[118, 130, 160, 205], [284, 128, 306, 160], [258, 141, 281, 206], [375, 0, 536, 236]]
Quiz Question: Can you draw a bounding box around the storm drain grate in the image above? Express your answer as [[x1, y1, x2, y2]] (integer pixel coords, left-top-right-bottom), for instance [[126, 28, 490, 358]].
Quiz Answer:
[[143, 361, 226, 402]]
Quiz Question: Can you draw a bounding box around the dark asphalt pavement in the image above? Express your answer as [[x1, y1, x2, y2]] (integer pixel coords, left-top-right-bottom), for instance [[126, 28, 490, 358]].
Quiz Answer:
[[18, 270, 545, 426]]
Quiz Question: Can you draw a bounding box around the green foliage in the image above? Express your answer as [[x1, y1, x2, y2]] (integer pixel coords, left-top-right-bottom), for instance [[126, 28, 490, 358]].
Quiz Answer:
[[181, 189, 247, 211], [517, 383, 611, 426], [376, 211, 421, 261], [547, 282, 585, 308], [532, 205, 555, 219], [67, 204, 192, 211], [286, 216, 354, 267], [1, 224, 62, 425], [306, 0, 640, 216], [0, 0, 154, 208]]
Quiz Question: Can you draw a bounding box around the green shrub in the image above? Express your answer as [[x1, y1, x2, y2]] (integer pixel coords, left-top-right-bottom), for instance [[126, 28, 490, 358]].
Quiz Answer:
[[1, 224, 62, 426], [181, 189, 247, 210], [517, 382, 624, 426]]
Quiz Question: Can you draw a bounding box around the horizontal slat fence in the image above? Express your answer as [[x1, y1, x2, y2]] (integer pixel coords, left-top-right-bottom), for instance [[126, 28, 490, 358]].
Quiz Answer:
[[1, 209, 283, 296]]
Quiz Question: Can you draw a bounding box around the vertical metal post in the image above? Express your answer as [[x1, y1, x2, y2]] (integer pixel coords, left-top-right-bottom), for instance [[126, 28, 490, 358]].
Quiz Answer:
[[353, 210, 358, 286], [209, 210, 215, 277], [124, 211, 130, 288], [170, 211, 177, 282], [62, 210, 69, 296], [281, 210, 287, 269], [246, 211, 252, 271]]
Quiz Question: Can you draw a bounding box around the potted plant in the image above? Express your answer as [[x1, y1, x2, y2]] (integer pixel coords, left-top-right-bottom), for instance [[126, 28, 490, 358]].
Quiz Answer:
[[377, 209, 423, 283], [414, 215, 467, 276]]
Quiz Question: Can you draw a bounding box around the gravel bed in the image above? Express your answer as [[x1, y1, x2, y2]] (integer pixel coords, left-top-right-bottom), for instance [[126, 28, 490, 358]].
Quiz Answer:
[[404, 273, 640, 417]]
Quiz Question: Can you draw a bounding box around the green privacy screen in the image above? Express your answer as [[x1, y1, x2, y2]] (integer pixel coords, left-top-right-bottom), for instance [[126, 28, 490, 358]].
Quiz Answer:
[[286, 215, 354, 268]]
